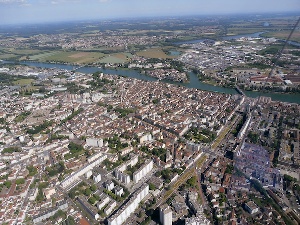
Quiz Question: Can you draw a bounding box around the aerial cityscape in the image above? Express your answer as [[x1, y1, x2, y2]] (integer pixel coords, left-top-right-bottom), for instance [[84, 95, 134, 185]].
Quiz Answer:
[[0, 1, 300, 225]]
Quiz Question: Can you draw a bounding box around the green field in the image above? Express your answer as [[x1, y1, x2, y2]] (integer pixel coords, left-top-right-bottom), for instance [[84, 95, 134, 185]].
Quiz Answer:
[[261, 31, 300, 42], [99, 52, 133, 64], [30, 51, 105, 64], [29, 51, 61, 61], [136, 48, 175, 59], [13, 78, 35, 86]]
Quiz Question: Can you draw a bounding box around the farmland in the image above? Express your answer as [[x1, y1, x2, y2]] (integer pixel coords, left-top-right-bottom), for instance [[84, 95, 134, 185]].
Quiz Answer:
[[32, 51, 105, 64], [136, 48, 175, 59]]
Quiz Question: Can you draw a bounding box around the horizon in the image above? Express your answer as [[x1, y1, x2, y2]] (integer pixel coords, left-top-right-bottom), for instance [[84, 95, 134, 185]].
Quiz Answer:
[[0, 0, 299, 26]]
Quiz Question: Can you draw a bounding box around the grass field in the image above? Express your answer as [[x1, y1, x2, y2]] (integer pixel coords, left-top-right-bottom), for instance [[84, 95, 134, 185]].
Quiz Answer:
[[12, 78, 40, 94], [261, 31, 300, 42], [0, 54, 18, 60], [31, 51, 105, 64], [29, 51, 61, 61], [8, 49, 42, 55], [13, 79, 35, 86], [136, 48, 175, 59], [99, 52, 133, 64]]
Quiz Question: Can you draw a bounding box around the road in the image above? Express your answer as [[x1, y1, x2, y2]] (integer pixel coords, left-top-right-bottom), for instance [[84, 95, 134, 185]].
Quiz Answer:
[[153, 154, 207, 209], [153, 108, 242, 209]]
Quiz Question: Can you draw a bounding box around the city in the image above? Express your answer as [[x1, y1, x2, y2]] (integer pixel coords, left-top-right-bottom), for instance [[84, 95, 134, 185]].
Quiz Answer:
[[0, 1, 300, 225]]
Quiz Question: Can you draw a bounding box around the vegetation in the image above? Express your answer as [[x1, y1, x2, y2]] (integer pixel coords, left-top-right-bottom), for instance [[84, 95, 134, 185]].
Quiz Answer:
[[64, 142, 86, 160], [247, 131, 259, 144], [184, 127, 216, 143], [225, 164, 234, 174], [105, 135, 129, 152], [2, 147, 21, 154], [36, 182, 49, 203], [16, 178, 25, 185], [140, 146, 167, 161], [14, 111, 31, 123], [46, 161, 65, 177], [27, 120, 53, 134], [26, 165, 37, 176], [46, 133, 68, 144], [186, 176, 197, 187], [251, 179, 295, 225], [103, 189, 122, 202], [60, 108, 83, 124], [114, 107, 135, 117], [149, 183, 156, 190]]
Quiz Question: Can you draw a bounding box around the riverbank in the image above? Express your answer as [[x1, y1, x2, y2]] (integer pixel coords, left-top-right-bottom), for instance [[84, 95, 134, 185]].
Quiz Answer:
[[1, 60, 300, 104]]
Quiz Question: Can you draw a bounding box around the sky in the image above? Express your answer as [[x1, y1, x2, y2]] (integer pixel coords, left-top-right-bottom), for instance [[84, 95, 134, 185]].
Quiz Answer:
[[0, 0, 299, 25]]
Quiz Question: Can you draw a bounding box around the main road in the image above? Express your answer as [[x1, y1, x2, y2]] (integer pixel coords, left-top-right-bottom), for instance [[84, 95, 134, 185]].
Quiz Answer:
[[153, 107, 242, 209]]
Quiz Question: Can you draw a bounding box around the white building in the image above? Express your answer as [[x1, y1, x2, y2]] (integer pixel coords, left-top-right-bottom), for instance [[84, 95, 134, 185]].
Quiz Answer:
[[105, 180, 115, 191], [61, 154, 107, 190], [139, 133, 152, 144], [93, 172, 101, 183], [97, 194, 110, 210], [114, 155, 138, 184], [185, 216, 211, 225], [133, 159, 153, 183], [85, 170, 92, 179], [114, 186, 124, 196], [43, 187, 56, 200], [160, 204, 172, 225], [107, 184, 149, 225], [104, 200, 117, 215], [86, 138, 103, 148], [245, 201, 259, 214]]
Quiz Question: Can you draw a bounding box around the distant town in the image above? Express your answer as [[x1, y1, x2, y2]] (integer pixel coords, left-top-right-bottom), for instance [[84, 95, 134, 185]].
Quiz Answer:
[[0, 14, 300, 225]]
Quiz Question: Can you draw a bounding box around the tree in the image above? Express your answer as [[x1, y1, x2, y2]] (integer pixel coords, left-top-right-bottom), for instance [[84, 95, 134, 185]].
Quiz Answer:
[[90, 184, 97, 192], [187, 176, 197, 187], [149, 183, 156, 190], [84, 188, 92, 196]]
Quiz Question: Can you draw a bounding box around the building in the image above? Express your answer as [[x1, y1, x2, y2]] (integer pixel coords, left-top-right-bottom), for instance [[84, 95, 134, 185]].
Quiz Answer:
[[237, 114, 251, 141], [43, 187, 56, 199], [114, 154, 138, 184], [105, 180, 115, 191], [28, 188, 38, 201], [114, 186, 124, 196], [139, 133, 152, 144], [160, 204, 172, 225], [185, 216, 211, 225], [186, 142, 201, 152], [60, 154, 107, 190], [86, 138, 103, 148], [85, 170, 92, 179], [97, 194, 110, 210], [77, 197, 100, 220], [107, 184, 149, 225], [104, 200, 117, 215], [33, 201, 68, 223], [245, 201, 259, 214], [93, 172, 101, 183], [133, 159, 153, 183]]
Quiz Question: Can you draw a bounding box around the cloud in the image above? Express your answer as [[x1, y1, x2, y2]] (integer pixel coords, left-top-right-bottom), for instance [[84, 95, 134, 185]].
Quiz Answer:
[[0, 0, 26, 3]]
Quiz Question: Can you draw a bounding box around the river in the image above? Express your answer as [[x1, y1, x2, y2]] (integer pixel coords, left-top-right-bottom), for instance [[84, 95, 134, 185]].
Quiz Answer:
[[2, 61, 297, 104]]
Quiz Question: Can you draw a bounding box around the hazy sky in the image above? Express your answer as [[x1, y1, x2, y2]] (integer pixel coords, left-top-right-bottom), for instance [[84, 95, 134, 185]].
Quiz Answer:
[[0, 0, 299, 25]]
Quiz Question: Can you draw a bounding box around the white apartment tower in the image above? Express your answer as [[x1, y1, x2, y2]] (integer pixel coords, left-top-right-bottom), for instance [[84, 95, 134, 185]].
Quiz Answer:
[[160, 204, 172, 225]]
